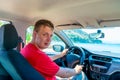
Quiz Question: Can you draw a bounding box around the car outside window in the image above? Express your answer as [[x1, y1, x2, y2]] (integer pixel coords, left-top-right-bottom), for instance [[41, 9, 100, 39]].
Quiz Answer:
[[62, 27, 120, 53]]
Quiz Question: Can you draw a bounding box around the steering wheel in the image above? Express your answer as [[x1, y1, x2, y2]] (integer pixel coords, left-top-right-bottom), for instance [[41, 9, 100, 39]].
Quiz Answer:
[[61, 46, 85, 68]]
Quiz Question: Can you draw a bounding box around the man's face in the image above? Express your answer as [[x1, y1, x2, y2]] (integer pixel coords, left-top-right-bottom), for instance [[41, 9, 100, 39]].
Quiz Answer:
[[34, 26, 53, 49]]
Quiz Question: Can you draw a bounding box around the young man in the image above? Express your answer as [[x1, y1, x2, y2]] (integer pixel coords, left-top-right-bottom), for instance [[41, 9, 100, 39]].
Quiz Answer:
[[21, 19, 87, 80]]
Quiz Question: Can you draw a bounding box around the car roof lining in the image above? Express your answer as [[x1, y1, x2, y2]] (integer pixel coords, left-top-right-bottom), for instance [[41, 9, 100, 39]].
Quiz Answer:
[[0, 0, 120, 28]]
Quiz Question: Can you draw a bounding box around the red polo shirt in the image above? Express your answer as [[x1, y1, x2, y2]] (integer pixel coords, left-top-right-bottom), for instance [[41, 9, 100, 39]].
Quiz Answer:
[[21, 43, 59, 80]]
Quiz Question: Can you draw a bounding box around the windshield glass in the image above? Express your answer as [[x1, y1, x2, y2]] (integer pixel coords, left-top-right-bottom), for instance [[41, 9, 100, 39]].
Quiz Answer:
[[62, 27, 120, 53]]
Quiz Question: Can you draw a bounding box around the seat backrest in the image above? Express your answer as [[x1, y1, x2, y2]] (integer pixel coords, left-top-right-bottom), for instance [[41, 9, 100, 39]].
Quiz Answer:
[[0, 24, 45, 80]]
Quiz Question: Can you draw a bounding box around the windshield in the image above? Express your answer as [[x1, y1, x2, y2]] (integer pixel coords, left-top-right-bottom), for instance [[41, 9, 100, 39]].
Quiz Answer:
[[62, 27, 120, 53]]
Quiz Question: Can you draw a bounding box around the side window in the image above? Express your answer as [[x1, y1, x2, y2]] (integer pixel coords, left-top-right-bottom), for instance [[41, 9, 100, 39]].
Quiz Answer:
[[48, 34, 65, 49], [43, 33, 66, 53], [26, 26, 33, 44]]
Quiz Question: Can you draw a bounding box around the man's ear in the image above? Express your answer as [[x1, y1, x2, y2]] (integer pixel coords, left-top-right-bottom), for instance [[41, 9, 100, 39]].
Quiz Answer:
[[33, 31, 37, 38]]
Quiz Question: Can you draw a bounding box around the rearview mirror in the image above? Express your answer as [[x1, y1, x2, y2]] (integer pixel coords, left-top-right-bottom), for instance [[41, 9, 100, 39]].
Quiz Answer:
[[89, 30, 105, 39], [53, 45, 64, 52]]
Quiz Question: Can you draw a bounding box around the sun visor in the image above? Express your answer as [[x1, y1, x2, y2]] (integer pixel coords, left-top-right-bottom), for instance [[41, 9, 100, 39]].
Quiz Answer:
[[98, 19, 120, 27]]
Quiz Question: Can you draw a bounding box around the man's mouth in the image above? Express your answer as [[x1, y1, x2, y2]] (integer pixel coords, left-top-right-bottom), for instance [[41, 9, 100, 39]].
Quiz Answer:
[[45, 43, 49, 46]]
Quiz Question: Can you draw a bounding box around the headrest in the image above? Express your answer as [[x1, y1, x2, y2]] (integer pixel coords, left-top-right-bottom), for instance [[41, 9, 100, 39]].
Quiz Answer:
[[0, 24, 18, 50]]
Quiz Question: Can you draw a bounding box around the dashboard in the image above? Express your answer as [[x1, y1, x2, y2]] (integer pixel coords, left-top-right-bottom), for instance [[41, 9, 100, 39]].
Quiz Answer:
[[88, 54, 120, 80], [50, 47, 120, 80]]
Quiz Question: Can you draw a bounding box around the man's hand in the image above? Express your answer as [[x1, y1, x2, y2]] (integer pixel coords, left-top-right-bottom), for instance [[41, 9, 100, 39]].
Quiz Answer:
[[60, 49, 68, 58], [49, 49, 68, 61], [74, 65, 83, 74]]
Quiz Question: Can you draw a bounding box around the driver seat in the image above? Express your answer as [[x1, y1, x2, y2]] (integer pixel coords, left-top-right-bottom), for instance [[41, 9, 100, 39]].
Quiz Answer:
[[0, 24, 45, 80]]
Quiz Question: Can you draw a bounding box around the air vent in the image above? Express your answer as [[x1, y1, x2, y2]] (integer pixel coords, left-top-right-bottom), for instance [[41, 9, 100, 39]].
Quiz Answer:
[[92, 56, 112, 62]]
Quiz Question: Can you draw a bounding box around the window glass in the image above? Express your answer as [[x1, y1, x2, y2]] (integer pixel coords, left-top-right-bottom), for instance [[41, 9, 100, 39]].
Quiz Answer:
[[43, 33, 66, 53], [62, 27, 120, 53], [26, 26, 33, 44], [49, 34, 65, 49]]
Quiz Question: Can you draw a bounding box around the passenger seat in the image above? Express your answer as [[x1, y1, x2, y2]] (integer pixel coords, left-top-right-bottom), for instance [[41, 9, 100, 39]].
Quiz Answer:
[[0, 23, 45, 80]]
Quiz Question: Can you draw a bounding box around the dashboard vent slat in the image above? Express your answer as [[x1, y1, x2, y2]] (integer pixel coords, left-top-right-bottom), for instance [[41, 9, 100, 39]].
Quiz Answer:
[[92, 56, 112, 62]]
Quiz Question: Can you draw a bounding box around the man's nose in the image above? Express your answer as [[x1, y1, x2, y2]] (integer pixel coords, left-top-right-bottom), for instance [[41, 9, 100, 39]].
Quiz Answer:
[[47, 36, 51, 42]]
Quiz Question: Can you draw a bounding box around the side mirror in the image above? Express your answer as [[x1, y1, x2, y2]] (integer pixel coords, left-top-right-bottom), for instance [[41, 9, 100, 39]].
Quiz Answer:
[[53, 45, 64, 52]]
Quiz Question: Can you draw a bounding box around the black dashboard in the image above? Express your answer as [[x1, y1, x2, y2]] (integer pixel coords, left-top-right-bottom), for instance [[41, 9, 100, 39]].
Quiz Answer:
[[88, 54, 120, 80], [52, 47, 120, 80]]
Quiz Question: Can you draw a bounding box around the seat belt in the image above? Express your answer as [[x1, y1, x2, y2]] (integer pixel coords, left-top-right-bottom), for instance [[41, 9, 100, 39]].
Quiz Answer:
[[0, 53, 22, 80]]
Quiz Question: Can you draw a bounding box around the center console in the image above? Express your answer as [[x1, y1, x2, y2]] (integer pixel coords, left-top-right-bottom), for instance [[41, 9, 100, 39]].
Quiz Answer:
[[89, 55, 112, 80]]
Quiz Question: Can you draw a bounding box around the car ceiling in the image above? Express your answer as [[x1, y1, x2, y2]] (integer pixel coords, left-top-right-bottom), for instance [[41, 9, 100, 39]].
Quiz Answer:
[[0, 0, 120, 28]]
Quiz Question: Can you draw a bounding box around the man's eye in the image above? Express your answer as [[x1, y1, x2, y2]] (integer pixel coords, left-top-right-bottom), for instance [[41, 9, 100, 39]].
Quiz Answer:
[[43, 34, 47, 36]]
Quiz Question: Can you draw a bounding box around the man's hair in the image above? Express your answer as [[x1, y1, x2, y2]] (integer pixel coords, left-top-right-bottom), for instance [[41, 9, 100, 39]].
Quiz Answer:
[[34, 19, 54, 32]]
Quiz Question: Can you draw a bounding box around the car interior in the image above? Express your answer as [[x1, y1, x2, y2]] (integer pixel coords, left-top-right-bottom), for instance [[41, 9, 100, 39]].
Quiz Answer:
[[0, 0, 120, 80]]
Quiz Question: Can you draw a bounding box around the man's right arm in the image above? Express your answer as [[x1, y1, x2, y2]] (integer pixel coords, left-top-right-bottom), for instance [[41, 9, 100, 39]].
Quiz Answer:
[[56, 65, 83, 78]]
